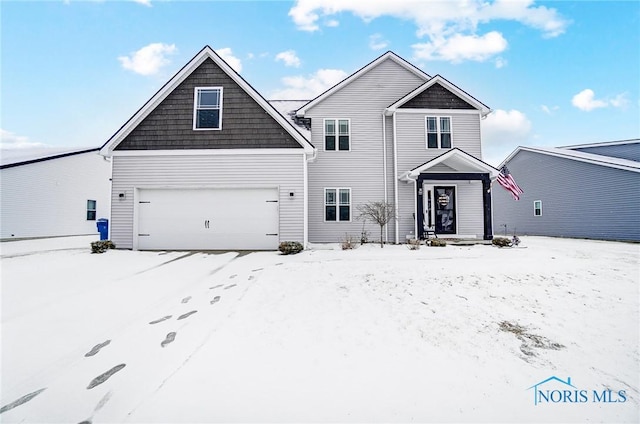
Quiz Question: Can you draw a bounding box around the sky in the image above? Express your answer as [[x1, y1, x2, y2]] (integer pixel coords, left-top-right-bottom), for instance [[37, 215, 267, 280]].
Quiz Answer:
[[1, 0, 639, 166]]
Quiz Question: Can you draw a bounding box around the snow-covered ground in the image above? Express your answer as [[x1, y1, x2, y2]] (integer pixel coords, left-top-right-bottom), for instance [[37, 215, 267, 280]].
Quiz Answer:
[[1, 236, 638, 423]]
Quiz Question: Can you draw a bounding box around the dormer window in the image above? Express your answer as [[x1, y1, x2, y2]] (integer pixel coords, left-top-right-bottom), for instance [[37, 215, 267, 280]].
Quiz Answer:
[[426, 116, 452, 149], [193, 87, 223, 130]]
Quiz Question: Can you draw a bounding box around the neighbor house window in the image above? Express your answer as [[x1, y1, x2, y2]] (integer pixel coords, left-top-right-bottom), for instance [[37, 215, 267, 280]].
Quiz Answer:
[[193, 87, 223, 129], [324, 119, 350, 151], [325, 188, 351, 221], [426, 116, 452, 149], [87, 200, 97, 221], [534, 200, 543, 216]]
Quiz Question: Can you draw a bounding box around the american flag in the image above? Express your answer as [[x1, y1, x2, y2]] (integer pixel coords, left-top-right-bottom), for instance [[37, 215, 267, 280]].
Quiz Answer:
[[497, 166, 524, 200]]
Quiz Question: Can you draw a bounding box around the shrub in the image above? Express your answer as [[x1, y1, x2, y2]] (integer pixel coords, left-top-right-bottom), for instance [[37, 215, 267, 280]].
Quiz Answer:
[[492, 237, 512, 248], [429, 239, 447, 247], [91, 240, 116, 254], [341, 234, 355, 250], [278, 241, 304, 255], [407, 239, 421, 250]]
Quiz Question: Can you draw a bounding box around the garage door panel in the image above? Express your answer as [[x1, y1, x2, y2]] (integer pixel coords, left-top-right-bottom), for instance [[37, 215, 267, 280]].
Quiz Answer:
[[137, 188, 279, 250]]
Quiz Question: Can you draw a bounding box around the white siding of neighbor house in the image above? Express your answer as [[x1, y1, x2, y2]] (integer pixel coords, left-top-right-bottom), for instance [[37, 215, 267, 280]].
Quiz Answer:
[[0, 152, 111, 239], [305, 58, 426, 243], [110, 153, 305, 249]]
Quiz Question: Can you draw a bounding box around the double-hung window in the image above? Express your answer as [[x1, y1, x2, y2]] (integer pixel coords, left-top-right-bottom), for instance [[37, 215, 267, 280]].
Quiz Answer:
[[324, 119, 350, 151], [426, 116, 452, 149], [534, 200, 543, 216], [325, 188, 351, 221], [194, 87, 223, 129], [87, 200, 97, 221]]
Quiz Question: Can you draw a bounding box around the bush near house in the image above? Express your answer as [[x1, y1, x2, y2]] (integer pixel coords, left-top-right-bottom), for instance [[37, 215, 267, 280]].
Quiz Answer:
[[429, 239, 447, 247], [278, 241, 304, 255], [91, 240, 116, 254], [492, 237, 512, 248]]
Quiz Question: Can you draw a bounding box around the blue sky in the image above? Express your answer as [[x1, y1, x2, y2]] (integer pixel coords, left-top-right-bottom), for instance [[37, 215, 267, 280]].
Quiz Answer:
[[1, 0, 639, 165]]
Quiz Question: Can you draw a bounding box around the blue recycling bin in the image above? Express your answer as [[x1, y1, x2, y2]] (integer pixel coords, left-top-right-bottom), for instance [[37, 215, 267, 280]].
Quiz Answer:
[[96, 218, 109, 241]]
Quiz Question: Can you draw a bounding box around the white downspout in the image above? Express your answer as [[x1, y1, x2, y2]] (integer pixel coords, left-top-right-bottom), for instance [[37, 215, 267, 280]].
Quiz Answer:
[[382, 112, 388, 243], [303, 152, 310, 247], [393, 111, 399, 244]]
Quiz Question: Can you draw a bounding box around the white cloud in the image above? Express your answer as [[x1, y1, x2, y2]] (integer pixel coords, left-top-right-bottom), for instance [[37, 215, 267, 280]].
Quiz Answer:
[[610, 92, 629, 109], [0, 129, 47, 150], [494, 56, 507, 69], [289, 0, 568, 63], [131, 0, 152, 6], [118, 43, 177, 76], [413, 31, 507, 63], [325, 19, 339, 27], [215, 47, 242, 73], [481, 109, 533, 166], [275, 50, 302, 68], [369, 33, 389, 51], [482, 109, 532, 145], [541, 104, 559, 115], [270, 69, 349, 100], [288, 0, 569, 38], [571, 89, 609, 111]]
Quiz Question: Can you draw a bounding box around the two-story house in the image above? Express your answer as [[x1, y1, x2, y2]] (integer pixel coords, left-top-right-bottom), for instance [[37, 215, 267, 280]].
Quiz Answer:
[[100, 46, 499, 250]]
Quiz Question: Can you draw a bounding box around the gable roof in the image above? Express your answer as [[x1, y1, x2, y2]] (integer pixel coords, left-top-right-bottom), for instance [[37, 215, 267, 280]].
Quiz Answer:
[[100, 46, 314, 156], [386, 75, 491, 117], [402, 148, 499, 180], [501, 146, 640, 173], [296, 51, 431, 117], [559, 138, 640, 150], [1, 146, 99, 169]]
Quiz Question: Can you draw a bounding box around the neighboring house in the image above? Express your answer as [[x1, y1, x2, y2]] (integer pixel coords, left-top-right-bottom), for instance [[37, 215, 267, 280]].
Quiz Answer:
[[0, 147, 111, 240], [493, 139, 640, 242], [100, 46, 499, 250]]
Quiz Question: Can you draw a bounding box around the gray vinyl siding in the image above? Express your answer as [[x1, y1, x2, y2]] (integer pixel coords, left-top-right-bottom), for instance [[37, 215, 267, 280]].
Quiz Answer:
[[493, 150, 640, 241], [110, 153, 305, 249], [568, 143, 640, 162], [116, 58, 301, 150], [395, 112, 482, 170], [305, 58, 426, 243]]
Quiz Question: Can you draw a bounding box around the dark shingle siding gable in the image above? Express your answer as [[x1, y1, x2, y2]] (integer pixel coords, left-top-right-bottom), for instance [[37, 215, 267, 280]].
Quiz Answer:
[[116, 58, 301, 150], [400, 83, 475, 110]]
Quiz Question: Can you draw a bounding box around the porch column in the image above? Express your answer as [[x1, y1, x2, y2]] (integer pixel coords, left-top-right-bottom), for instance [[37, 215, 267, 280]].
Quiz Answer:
[[482, 176, 493, 240]]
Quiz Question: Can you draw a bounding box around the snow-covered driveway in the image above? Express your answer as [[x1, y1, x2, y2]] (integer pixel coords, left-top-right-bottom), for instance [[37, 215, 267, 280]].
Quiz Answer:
[[1, 236, 638, 423]]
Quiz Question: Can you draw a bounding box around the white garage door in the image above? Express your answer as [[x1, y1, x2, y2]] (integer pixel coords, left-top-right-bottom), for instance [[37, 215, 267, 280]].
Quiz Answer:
[[137, 188, 279, 250]]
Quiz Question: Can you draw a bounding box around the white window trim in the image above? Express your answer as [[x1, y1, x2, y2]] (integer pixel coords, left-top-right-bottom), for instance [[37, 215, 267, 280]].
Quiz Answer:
[[323, 118, 351, 152], [193, 87, 223, 131], [87, 199, 97, 221], [534, 200, 543, 217], [425, 116, 453, 149], [324, 187, 352, 222]]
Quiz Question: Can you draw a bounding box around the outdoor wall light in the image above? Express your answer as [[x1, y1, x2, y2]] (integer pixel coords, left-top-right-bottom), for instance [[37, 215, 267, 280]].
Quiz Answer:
[[289, 191, 295, 197], [118, 193, 126, 199]]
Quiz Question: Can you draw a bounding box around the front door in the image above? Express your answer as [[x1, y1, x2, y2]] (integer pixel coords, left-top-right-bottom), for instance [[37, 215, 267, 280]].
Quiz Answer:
[[434, 186, 456, 234]]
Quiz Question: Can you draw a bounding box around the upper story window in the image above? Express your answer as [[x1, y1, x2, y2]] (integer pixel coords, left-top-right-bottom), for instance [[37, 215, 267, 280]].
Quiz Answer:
[[324, 119, 350, 151], [87, 200, 97, 221], [325, 188, 351, 221], [426, 116, 452, 149], [193, 87, 223, 130]]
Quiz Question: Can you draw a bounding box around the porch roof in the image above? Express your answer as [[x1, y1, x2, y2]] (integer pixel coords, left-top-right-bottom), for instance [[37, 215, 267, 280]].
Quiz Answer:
[[402, 148, 500, 180]]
